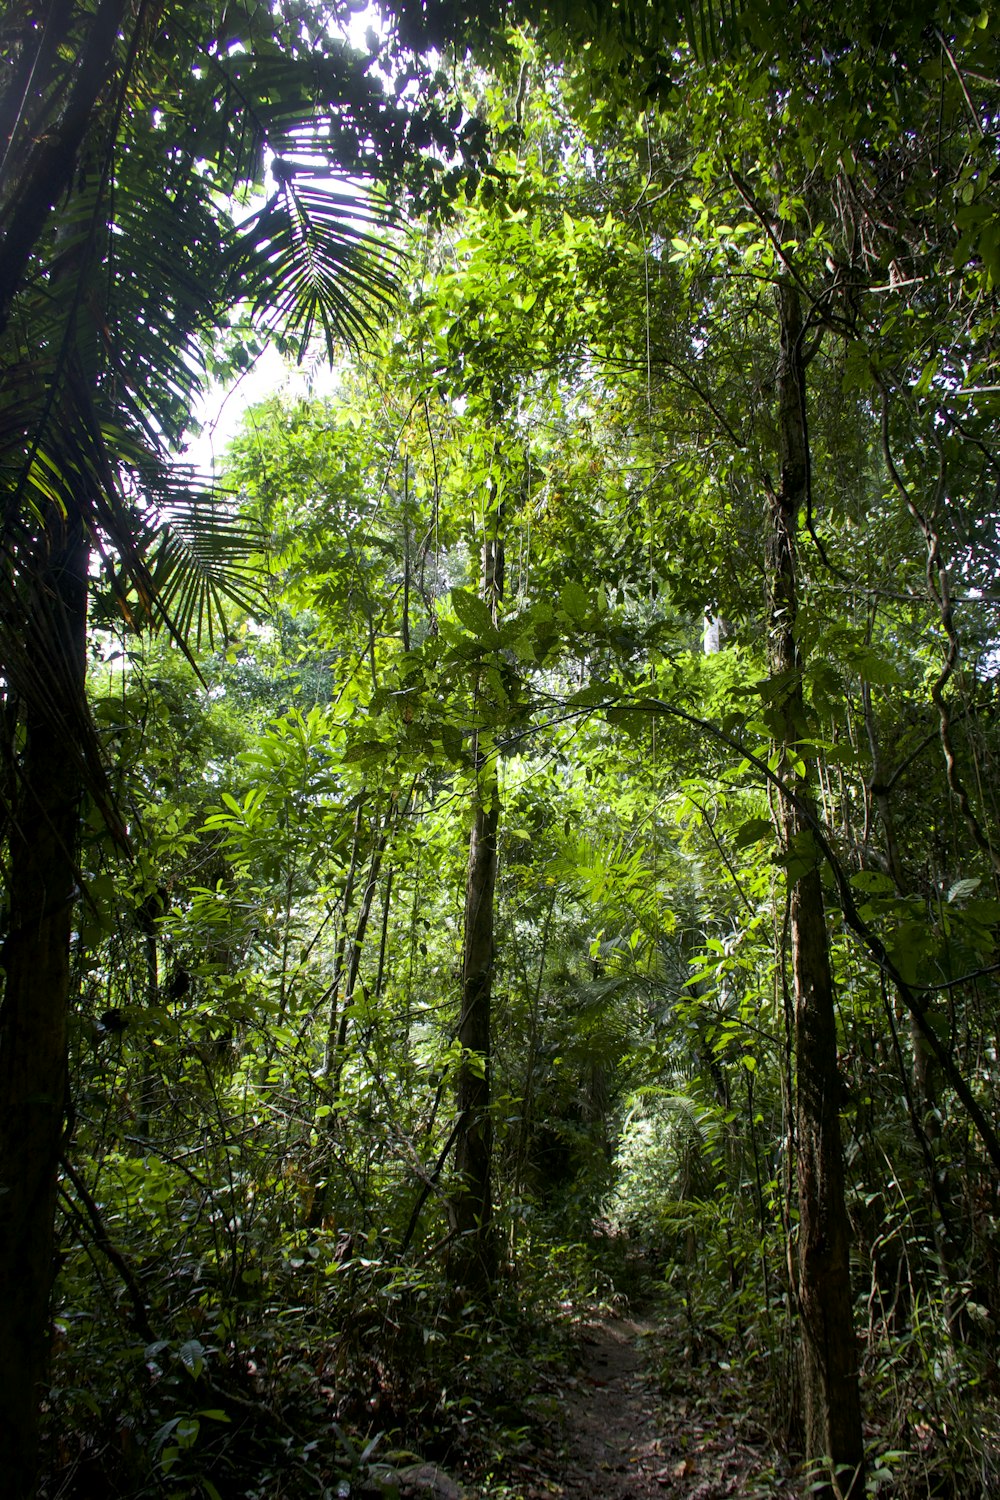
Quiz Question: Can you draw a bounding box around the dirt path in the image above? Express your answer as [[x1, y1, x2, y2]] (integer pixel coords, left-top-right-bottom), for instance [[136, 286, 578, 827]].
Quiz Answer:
[[540, 1314, 666, 1498], [488, 1313, 800, 1500]]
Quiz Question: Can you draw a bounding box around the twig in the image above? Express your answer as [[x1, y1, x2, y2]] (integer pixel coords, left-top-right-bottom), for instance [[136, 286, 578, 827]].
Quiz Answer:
[[60, 1154, 155, 1343]]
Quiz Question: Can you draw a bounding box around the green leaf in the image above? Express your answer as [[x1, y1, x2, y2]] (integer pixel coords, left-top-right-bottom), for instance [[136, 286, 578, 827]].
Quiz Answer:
[[176, 1417, 200, 1449], [566, 683, 610, 707], [150, 1418, 181, 1459], [451, 586, 497, 639], [777, 830, 820, 885], [342, 740, 390, 763], [851, 869, 896, 896], [439, 721, 466, 763], [86, 871, 117, 905], [886, 921, 933, 987], [559, 580, 589, 622], [733, 817, 772, 848], [178, 1338, 206, 1380], [235, 181, 399, 359]]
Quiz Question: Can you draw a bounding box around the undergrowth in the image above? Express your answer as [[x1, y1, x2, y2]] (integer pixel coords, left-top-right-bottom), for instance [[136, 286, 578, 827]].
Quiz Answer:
[[39, 1230, 583, 1500]]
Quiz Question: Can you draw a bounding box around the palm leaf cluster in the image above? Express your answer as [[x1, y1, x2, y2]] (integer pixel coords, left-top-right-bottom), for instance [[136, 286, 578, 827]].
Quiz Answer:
[[0, 0, 405, 806]]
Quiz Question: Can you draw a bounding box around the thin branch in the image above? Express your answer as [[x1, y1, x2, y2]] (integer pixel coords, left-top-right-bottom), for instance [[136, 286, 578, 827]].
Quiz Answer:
[[399, 1116, 463, 1256], [934, 27, 985, 137], [60, 1154, 156, 1342], [879, 385, 1000, 877]]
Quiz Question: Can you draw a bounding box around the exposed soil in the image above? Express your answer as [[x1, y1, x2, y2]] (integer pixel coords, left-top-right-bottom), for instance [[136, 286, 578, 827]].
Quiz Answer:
[[518, 1313, 668, 1498], [480, 1312, 803, 1500]]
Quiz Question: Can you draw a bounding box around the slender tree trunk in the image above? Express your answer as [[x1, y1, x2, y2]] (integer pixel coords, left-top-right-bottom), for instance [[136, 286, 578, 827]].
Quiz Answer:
[[137, 901, 159, 1140], [770, 279, 864, 1497], [449, 526, 504, 1295], [336, 828, 389, 1057], [0, 5, 124, 1450], [307, 805, 389, 1230], [0, 0, 75, 187], [322, 798, 365, 1076], [0, 521, 88, 1498], [451, 774, 499, 1289], [512, 884, 557, 1200], [862, 690, 944, 1134]]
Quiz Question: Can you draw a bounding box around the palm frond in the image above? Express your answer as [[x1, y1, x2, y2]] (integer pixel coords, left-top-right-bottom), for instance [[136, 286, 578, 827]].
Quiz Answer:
[[544, 0, 750, 68], [206, 44, 392, 186], [134, 465, 268, 648], [235, 179, 401, 358], [623, 1086, 709, 1146]]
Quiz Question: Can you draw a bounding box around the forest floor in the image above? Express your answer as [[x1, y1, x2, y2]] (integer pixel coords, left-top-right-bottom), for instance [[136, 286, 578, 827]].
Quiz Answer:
[[409, 1306, 807, 1500]]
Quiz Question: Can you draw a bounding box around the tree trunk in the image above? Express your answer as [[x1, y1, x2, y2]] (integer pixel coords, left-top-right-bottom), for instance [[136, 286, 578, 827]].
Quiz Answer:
[[0, 0, 127, 337], [449, 527, 504, 1295], [771, 279, 864, 1497], [0, 521, 88, 1498], [450, 780, 499, 1291]]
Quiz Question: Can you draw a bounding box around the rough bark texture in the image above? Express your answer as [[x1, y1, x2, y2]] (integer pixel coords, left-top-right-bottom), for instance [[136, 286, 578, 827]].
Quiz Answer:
[[0, 525, 88, 1498], [450, 530, 504, 1294], [771, 280, 864, 1497]]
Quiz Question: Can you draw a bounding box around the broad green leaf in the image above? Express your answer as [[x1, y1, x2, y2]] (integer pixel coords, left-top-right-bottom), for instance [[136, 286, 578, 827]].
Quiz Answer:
[[451, 586, 497, 639], [733, 817, 772, 848], [559, 580, 589, 622], [179, 1339, 206, 1379]]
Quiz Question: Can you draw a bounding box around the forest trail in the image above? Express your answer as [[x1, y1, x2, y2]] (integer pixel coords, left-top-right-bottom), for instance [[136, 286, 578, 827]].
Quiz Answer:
[[523, 1313, 667, 1498], [475, 1312, 798, 1500]]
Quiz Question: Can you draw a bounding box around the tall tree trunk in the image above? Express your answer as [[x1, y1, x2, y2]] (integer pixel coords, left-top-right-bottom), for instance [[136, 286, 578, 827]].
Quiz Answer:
[[0, 520, 88, 1498], [0, 0, 127, 336], [770, 280, 864, 1498], [449, 526, 504, 1295]]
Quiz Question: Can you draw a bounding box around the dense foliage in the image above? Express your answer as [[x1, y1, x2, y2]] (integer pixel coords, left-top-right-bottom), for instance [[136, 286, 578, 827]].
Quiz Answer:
[[2, 2, 1000, 1498]]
